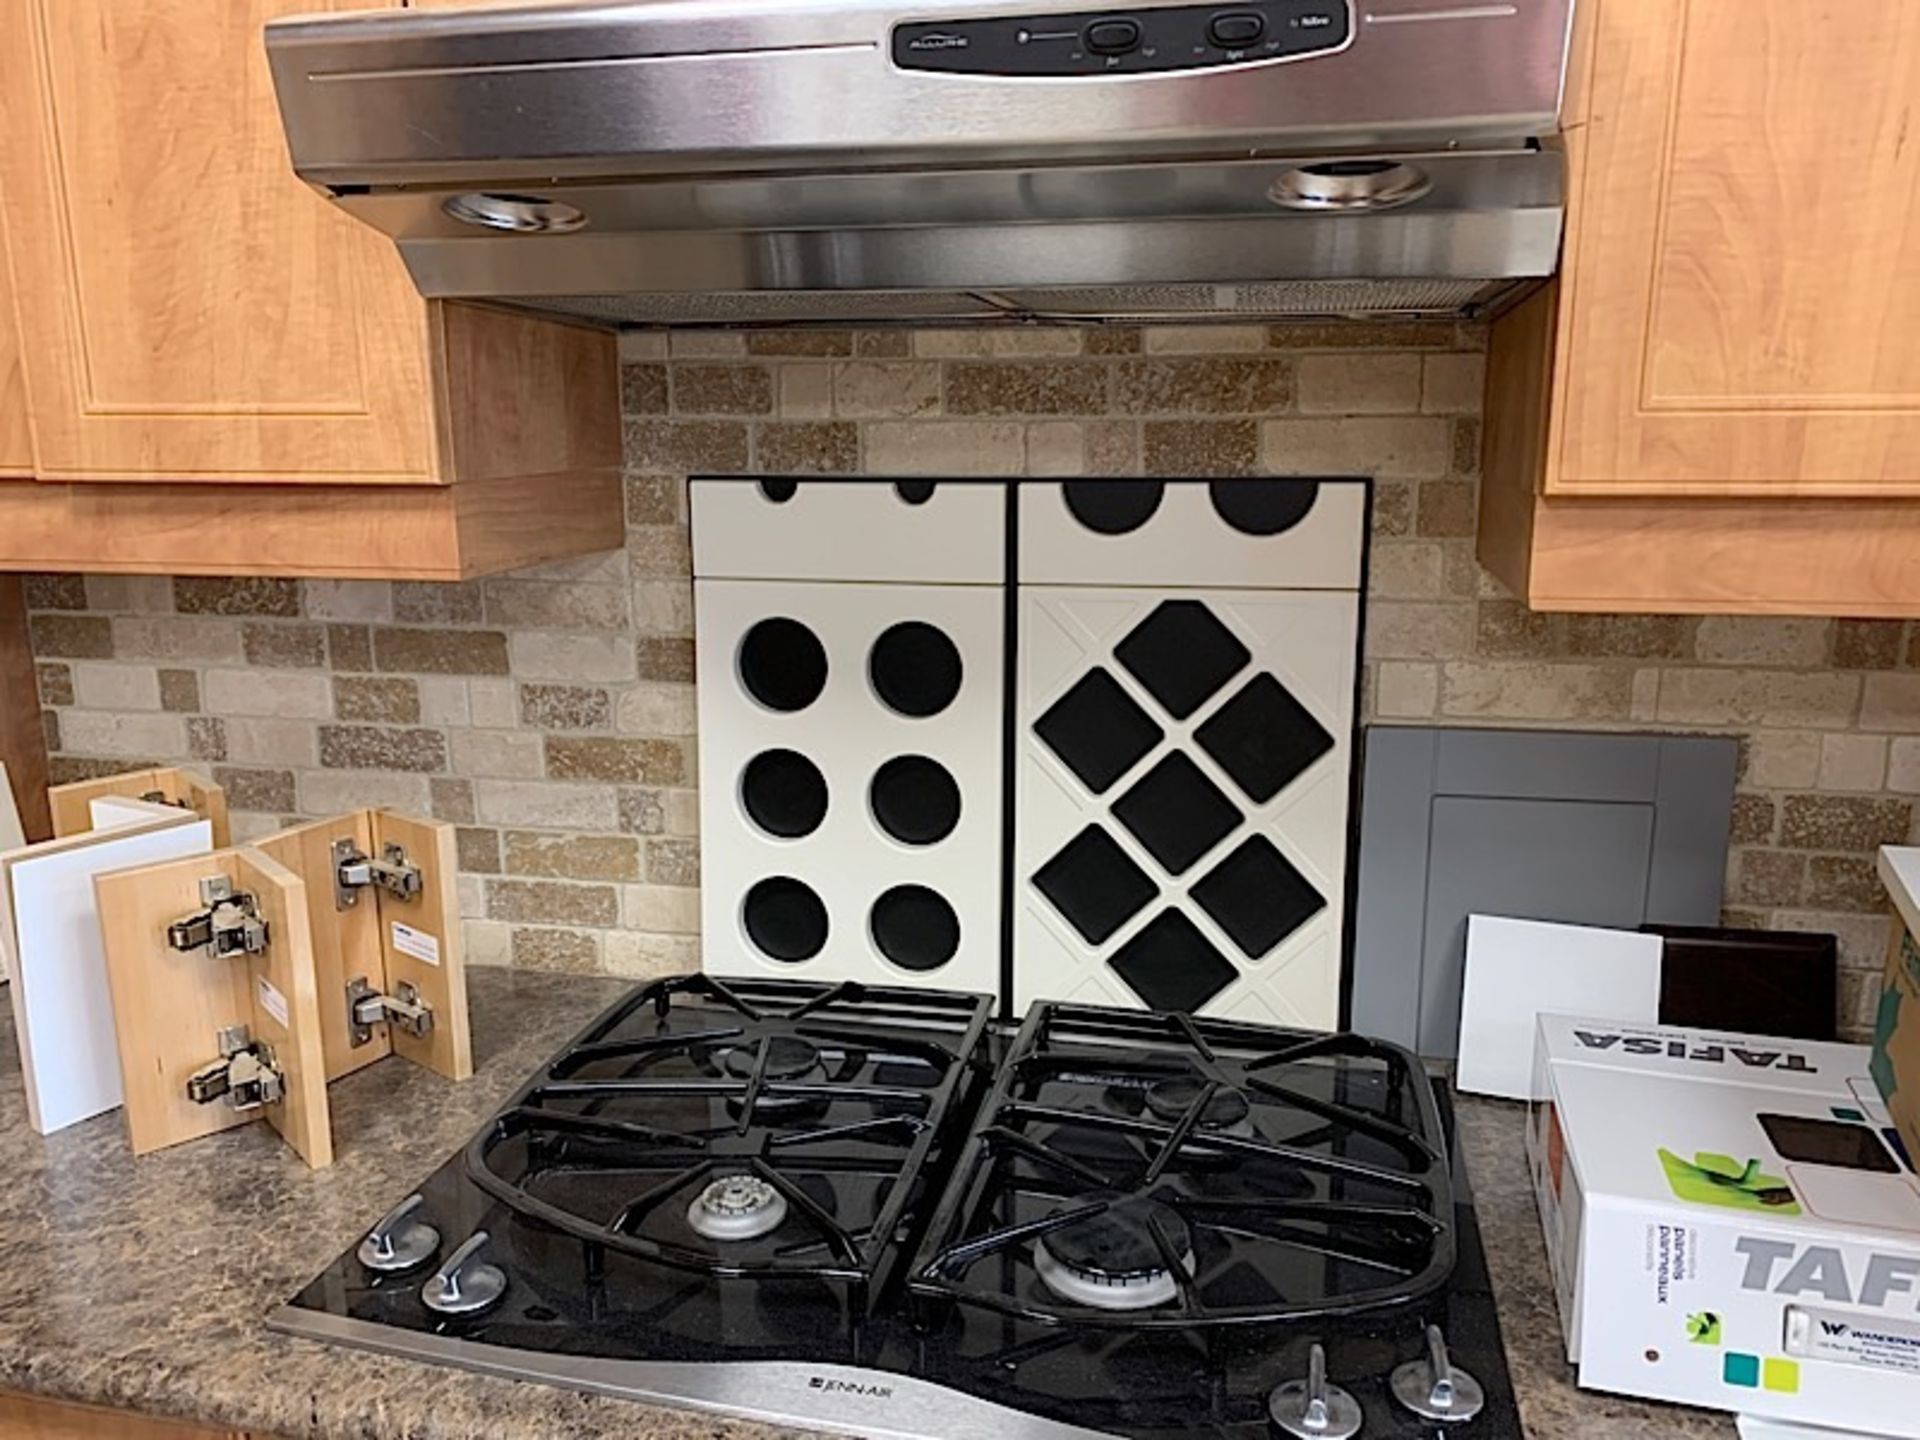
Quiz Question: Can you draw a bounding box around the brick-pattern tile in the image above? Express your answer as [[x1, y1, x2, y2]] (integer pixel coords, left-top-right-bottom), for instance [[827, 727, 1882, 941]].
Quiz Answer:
[[157, 669, 200, 713], [173, 578, 301, 617], [242, 622, 326, 669], [213, 766, 297, 814], [545, 737, 684, 785], [373, 627, 511, 676], [318, 724, 448, 773], [35, 662, 73, 707], [334, 676, 420, 724]]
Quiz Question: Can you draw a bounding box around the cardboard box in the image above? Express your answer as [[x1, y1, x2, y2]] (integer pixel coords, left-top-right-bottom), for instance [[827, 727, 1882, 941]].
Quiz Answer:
[[1875, 848, 1920, 1170], [1528, 1013, 1920, 1434]]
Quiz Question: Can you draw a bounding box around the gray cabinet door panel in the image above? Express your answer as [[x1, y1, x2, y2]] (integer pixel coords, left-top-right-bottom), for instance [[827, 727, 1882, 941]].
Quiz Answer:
[[1419, 796, 1655, 1056], [1351, 726, 1735, 1056]]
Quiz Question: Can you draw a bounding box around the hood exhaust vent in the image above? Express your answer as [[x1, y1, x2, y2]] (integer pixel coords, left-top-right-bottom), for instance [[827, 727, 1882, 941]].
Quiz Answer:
[[266, 0, 1575, 327], [518, 279, 1519, 330]]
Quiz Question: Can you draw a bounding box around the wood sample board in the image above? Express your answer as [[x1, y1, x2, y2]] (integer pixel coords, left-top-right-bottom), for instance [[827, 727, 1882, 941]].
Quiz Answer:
[[94, 847, 331, 1168], [254, 808, 470, 1084], [48, 768, 230, 849]]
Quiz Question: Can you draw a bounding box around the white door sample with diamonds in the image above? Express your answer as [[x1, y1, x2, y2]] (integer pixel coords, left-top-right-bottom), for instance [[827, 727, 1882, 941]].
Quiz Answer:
[[691, 476, 1366, 1024]]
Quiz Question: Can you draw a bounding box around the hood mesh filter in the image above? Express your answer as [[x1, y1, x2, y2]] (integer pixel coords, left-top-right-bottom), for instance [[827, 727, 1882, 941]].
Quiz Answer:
[[514, 277, 1520, 328]]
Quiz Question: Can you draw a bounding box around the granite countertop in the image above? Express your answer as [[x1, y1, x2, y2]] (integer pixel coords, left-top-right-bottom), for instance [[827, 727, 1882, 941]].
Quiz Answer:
[[0, 967, 1733, 1440]]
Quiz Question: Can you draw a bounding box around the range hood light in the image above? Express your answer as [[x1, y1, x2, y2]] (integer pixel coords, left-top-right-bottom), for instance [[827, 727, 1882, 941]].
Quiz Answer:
[[443, 193, 588, 235], [1267, 161, 1432, 213]]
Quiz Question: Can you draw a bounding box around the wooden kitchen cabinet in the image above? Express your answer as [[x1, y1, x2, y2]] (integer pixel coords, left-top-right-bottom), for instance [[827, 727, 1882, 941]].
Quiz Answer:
[[0, 189, 30, 479], [0, 0, 623, 578], [1481, 0, 1920, 614], [0, 1391, 245, 1439]]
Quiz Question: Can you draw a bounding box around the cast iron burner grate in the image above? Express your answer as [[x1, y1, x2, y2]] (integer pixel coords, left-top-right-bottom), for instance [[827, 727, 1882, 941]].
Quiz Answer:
[[463, 973, 992, 1300], [909, 1002, 1453, 1331]]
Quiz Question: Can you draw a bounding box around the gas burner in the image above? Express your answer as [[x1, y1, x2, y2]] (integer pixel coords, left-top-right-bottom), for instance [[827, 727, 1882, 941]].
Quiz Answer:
[[720, 1034, 829, 1118], [723, 1035, 825, 1080], [1144, 1076, 1253, 1136], [1034, 1193, 1194, 1312], [687, 1174, 789, 1242]]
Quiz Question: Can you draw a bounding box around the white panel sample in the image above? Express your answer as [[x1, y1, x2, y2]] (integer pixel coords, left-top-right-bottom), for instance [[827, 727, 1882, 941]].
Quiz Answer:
[[0, 763, 22, 856], [695, 578, 1002, 995], [1, 817, 214, 1134], [1018, 478, 1365, 590], [1739, 1413, 1894, 1440], [692, 477, 1004, 585], [0, 766, 18, 985], [1454, 915, 1663, 1100], [89, 796, 181, 831], [1014, 586, 1357, 1027]]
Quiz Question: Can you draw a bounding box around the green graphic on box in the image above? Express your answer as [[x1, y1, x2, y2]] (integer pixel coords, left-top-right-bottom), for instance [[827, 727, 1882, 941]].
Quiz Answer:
[[1657, 1149, 1800, 1215], [1686, 1312, 1721, 1345]]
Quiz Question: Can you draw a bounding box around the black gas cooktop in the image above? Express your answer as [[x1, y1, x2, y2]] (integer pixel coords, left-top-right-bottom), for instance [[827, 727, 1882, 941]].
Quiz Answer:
[[273, 974, 1520, 1440]]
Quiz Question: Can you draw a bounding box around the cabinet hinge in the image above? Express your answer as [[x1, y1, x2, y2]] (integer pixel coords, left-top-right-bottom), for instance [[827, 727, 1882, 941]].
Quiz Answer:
[[185, 1024, 283, 1111], [165, 876, 270, 958], [347, 976, 434, 1046], [332, 839, 423, 910]]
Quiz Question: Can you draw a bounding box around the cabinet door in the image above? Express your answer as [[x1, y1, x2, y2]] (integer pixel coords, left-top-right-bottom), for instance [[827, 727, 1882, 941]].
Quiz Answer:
[[1552, 1, 1920, 497], [0, 1, 436, 484], [0, 188, 29, 477], [0, 1392, 243, 1439]]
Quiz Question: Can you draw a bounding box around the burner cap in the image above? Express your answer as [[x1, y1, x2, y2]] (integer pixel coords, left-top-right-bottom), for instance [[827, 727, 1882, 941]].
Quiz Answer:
[[723, 1035, 823, 1081], [1036, 1193, 1194, 1311], [687, 1174, 789, 1241], [1145, 1077, 1252, 1130]]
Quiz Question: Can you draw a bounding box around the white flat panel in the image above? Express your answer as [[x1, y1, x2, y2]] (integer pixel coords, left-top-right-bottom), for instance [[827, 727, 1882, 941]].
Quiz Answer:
[[1739, 1414, 1893, 1440], [1018, 479, 1365, 590], [1014, 586, 1357, 1027], [692, 478, 1004, 585], [89, 796, 179, 831], [0, 764, 21, 856], [1, 818, 213, 1134], [695, 578, 1002, 996], [1454, 915, 1663, 1101], [0, 766, 17, 985]]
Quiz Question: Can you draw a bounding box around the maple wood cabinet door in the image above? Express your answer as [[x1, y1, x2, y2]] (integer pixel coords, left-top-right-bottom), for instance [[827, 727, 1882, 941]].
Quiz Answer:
[[1549, 0, 1920, 497], [0, 187, 30, 477], [0, 0, 437, 484]]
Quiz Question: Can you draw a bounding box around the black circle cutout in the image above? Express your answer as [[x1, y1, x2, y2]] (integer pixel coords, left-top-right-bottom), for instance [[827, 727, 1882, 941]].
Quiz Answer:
[[742, 877, 828, 962], [868, 621, 962, 718], [741, 749, 828, 839], [1064, 480, 1164, 536], [1209, 478, 1319, 536], [870, 885, 960, 971], [895, 481, 936, 505], [738, 617, 828, 713], [759, 479, 797, 504], [869, 755, 961, 846]]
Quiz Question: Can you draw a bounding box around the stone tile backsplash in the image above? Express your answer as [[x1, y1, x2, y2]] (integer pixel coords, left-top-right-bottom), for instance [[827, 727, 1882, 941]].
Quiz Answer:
[[22, 320, 1920, 1036]]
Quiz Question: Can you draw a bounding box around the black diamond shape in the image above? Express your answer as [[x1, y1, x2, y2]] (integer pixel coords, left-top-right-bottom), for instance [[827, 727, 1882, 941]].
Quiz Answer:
[[1033, 668, 1164, 795], [1194, 674, 1335, 805], [1032, 825, 1158, 946], [1114, 601, 1252, 721], [1190, 835, 1326, 960], [1108, 910, 1238, 1013], [1111, 751, 1242, 877]]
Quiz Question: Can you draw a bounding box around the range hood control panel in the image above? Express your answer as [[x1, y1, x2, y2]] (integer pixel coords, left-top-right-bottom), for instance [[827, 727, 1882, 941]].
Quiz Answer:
[[893, 0, 1350, 76]]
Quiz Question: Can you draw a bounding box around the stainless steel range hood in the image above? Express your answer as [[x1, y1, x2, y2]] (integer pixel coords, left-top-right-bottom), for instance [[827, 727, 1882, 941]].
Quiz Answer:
[[265, 0, 1574, 327]]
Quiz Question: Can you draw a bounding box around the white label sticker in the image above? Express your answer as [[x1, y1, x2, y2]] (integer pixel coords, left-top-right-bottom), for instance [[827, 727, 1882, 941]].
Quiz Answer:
[[392, 921, 440, 967], [257, 975, 289, 1028], [1786, 1304, 1920, 1375]]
